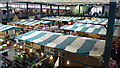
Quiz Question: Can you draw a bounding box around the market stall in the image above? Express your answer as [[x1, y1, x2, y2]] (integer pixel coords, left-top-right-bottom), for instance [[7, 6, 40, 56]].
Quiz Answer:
[[12, 20, 56, 31], [42, 16, 83, 22], [13, 30, 106, 67], [41, 16, 84, 26], [0, 25, 23, 33], [0, 24, 24, 39], [0, 24, 23, 57], [12, 20, 54, 26], [60, 22, 120, 39], [77, 18, 119, 26], [77, 18, 108, 24]]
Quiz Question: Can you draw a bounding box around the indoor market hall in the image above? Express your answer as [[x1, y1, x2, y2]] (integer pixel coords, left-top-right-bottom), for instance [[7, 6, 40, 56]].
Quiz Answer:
[[0, 0, 120, 68]]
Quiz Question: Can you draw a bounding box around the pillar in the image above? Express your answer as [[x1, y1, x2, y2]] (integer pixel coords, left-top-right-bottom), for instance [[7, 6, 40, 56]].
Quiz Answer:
[[58, 5, 60, 16], [79, 5, 80, 16], [65, 5, 67, 16], [102, 6, 105, 17], [0, 8, 2, 22], [50, 5, 52, 16], [40, 4, 43, 18], [6, 2, 10, 22], [26, 3, 29, 19], [103, 1, 116, 67]]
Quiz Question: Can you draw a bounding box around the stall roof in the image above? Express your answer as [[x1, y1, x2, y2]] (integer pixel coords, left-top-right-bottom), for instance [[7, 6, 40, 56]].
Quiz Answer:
[[15, 30, 105, 56], [60, 23, 119, 36], [77, 18, 120, 25], [72, 23, 105, 28], [12, 20, 54, 26], [77, 18, 108, 25], [0, 25, 23, 32], [42, 16, 82, 22]]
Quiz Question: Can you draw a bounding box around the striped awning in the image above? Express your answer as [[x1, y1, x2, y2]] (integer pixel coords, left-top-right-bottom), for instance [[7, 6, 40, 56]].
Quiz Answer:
[[0, 25, 23, 32], [12, 20, 54, 26], [60, 24, 119, 36], [15, 30, 105, 56], [77, 18, 120, 26], [72, 23, 104, 28], [77, 18, 108, 25], [42, 16, 82, 22]]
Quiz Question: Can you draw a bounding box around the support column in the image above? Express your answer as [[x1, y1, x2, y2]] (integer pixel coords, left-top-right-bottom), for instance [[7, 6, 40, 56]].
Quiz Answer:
[[58, 5, 60, 16], [26, 3, 29, 19], [65, 5, 67, 16], [102, 6, 105, 17], [6, 2, 10, 22], [83, 11, 85, 16], [103, 1, 116, 67], [0, 8, 2, 22], [118, 6, 120, 17], [105, 11, 107, 17], [40, 4, 43, 18], [78, 5, 80, 16], [50, 5, 52, 16]]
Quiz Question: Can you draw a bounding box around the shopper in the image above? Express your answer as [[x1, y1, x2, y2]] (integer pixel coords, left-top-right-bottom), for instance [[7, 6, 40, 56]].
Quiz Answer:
[[108, 58, 118, 68]]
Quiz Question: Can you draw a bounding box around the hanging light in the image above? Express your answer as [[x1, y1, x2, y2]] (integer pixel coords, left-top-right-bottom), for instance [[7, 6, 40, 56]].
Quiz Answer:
[[0, 39, 4, 42], [41, 52, 44, 56], [30, 49, 32, 52], [20, 46, 22, 49], [7, 41, 10, 44], [67, 60, 70, 65], [14, 44, 17, 47], [18, 52, 20, 55], [50, 55, 53, 60], [74, 31, 77, 34], [20, 55, 23, 58], [47, 55, 49, 57], [68, 22, 71, 24]]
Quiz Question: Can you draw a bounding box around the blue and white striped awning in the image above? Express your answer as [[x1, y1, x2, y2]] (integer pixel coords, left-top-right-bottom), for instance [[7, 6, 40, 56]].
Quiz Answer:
[[12, 20, 54, 26], [42, 16, 82, 22], [77, 18, 120, 26], [0, 25, 23, 32], [73, 23, 104, 28], [77, 18, 108, 25], [60, 25, 106, 34], [60, 24, 119, 36], [15, 30, 105, 56]]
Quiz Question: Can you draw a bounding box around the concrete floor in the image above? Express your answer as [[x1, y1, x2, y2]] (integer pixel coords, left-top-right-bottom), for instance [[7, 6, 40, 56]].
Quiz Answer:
[[7, 46, 16, 59], [0, 46, 15, 67]]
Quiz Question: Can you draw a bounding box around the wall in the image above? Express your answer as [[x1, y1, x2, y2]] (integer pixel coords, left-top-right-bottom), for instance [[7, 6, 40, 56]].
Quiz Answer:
[[70, 6, 89, 15], [76, 6, 89, 14], [70, 5, 110, 16], [70, 6, 76, 15]]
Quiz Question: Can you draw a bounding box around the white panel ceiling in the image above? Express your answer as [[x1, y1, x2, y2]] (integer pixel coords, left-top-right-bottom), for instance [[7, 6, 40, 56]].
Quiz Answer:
[[0, 0, 119, 5], [10, 0, 119, 2]]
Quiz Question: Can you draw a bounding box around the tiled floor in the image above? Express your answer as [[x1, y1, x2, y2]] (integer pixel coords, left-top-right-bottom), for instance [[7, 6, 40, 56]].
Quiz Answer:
[[7, 46, 16, 59]]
